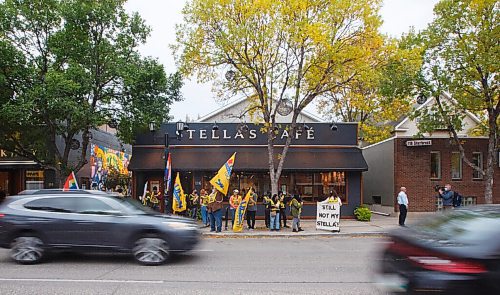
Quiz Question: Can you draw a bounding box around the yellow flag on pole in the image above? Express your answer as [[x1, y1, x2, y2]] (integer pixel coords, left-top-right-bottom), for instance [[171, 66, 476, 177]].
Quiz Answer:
[[172, 173, 187, 213], [210, 152, 236, 195], [233, 188, 252, 232]]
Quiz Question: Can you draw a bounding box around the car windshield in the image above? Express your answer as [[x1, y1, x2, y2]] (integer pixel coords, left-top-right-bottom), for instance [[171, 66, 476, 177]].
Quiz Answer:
[[413, 208, 500, 244], [112, 197, 157, 215]]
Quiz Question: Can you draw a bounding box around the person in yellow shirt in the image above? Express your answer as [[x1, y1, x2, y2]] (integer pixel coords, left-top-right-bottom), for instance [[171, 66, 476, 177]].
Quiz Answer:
[[327, 190, 342, 206], [263, 193, 271, 228], [229, 189, 242, 228], [189, 189, 199, 220], [149, 186, 161, 211], [269, 194, 281, 231], [200, 189, 210, 227]]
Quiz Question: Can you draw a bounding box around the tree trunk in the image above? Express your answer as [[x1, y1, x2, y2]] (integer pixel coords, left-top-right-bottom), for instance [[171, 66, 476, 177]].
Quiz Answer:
[[267, 128, 278, 197], [484, 112, 497, 204]]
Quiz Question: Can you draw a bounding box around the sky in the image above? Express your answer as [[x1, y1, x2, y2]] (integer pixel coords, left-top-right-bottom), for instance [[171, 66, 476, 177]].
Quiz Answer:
[[124, 0, 440, 122]]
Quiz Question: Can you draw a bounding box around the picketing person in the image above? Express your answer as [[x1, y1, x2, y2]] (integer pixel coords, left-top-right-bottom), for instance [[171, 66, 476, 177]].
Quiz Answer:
[[189, 189, 199, 220], [279, 191, 289, 228], [229, 189, 242, 228], [269, 194, 281, 231], [200, 189, 211, 226], [246, 188, 257, 230], [207, 188, 224, 232], [290, 194, 303, 233]]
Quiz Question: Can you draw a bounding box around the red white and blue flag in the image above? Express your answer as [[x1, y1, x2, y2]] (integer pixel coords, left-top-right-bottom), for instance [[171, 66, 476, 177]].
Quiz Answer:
[[63, 171, 79, 190], [164, 151, 172, 195]]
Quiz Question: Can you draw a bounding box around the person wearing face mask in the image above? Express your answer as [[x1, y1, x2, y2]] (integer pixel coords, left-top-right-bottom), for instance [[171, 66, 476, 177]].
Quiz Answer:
[[438, 184, 454, 211]]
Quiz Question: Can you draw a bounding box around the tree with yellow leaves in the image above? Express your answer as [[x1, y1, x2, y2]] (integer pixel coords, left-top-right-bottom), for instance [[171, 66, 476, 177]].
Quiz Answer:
[[174, 0, 384, 196]]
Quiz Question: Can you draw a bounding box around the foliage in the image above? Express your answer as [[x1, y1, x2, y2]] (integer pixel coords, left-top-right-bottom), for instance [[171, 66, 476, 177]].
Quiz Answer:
[[105, 167, 131, 191], [404, 0, 499, 203], [317, 36, 423, 144], [174, 0, 384, 195], [0, 0, 182, 184], [354, 205, 371, 221]]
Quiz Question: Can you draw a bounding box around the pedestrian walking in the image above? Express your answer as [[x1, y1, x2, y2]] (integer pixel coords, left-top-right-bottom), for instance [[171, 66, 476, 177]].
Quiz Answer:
[[189, 189, 199, 220], [290, 195, 303, 233], [438, 184, 454, 211], [397, 187, 408, 226], [246, 188, 257, 230], [269, 194, 280, 231], [208, 190, 224, 233], [229, 189, 242, 227]]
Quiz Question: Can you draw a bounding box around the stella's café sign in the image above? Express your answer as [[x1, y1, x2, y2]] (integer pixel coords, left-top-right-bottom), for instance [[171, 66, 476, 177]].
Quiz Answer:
[[157, 123, 356, 146]]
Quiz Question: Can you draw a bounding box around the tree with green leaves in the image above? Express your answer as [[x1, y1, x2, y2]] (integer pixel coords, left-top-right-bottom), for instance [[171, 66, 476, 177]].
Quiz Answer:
[[174, 0, 383, 196], [0, 0, 182, 186], [316, 38, 423, 144], [409, 0, 498, 203]]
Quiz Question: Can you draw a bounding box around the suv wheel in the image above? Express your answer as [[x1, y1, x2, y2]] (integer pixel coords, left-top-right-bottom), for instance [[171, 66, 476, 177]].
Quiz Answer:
[[11, 236, 44, 264], [132, 237, 170, 265]]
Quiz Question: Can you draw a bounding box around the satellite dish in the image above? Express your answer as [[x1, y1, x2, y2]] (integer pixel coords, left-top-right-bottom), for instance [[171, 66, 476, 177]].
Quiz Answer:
[[417, 94, 427, 104], [277, 98, 293, 116]]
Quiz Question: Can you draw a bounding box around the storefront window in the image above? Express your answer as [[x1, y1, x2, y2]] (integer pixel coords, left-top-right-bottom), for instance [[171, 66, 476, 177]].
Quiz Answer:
[[317, 172, 347, 203], [451, 152, 462, 180], [294, 172, 346, 202], [294, 173, 314, 201], [25, 170, 44, 190], [430, 151, 441, 179]]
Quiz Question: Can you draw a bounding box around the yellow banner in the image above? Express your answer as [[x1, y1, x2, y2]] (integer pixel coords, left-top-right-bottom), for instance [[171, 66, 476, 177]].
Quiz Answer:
[[233, 188, 252, 232], [172, 173, 187, 212], [209, 152, 236, 195]]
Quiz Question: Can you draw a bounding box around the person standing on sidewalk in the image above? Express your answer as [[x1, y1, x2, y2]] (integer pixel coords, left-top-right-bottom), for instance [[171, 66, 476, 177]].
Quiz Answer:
[[397, 187, 409, 226], [279, 191, 289, 228], [246, 189, 257, 230], [290, 195, 303, 232], [263, 192, 271, 228], [229, 189, 242, 228], [207, 190, 224, 232], [200, 189, 210, 226], [438, 184, 454, 211], [270, 194, 281, 231], [189, 189, 200, 220]]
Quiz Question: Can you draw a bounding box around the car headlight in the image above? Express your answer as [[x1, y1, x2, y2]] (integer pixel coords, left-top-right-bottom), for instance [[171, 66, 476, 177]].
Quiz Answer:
[[163, 221, 197, 230]]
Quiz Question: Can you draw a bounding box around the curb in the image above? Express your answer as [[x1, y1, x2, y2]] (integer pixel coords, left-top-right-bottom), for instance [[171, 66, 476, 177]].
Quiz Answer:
[[201, 231, 388, 238]]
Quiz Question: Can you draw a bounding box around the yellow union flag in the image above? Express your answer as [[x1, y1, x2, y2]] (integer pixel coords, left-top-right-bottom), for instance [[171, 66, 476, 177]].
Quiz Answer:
[[233, 188, 252, 232], [172, 172, 187, 213], [210, 152, 236, 195]]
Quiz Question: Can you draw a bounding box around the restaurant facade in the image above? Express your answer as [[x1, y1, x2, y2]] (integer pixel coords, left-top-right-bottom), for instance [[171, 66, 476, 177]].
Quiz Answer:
[[128, 121, 368, 217]]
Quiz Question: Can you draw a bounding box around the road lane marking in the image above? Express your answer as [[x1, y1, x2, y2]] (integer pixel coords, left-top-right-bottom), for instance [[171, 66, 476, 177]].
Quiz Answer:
[[0, 278, 375, 284], [0, 278, 163, 284]]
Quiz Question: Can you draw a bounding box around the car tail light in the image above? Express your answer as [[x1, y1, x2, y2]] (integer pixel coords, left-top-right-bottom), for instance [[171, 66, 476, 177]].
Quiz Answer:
[[0, 213, 4, 218], [387, 239, 486, 274]]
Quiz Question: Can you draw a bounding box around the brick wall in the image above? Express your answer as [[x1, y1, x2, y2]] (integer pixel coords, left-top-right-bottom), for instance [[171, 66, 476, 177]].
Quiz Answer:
[[394, 138, 499, 212]]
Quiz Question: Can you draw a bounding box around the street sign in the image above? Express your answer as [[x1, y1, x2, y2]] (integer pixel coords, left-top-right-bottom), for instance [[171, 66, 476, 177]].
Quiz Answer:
[[405, 140, 432, 147], [316, 199, 340, 231]]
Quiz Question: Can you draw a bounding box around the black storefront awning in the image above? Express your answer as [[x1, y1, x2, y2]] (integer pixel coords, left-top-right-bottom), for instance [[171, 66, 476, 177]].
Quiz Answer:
[[129, 146, 368, 172]]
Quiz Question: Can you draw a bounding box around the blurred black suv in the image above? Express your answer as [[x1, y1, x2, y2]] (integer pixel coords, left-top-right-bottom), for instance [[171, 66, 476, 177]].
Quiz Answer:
[[0, 190, 200, 265]]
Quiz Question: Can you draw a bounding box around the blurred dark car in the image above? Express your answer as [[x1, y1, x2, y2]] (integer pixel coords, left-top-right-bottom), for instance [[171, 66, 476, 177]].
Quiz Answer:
[[0, 190, 199, 265], [376, 205, 500, 294]]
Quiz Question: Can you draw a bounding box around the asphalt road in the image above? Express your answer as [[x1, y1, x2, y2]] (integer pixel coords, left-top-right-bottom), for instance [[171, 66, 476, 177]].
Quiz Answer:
[[0, 237, 387, 295]]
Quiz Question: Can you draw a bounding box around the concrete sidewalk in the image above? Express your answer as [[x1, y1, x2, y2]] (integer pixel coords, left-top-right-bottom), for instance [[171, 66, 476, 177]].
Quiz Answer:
[[198, 212, 438, 237]]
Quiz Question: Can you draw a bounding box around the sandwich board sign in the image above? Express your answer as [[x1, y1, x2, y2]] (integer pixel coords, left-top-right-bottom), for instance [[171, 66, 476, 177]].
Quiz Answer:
[[316, 199, 340, 232]]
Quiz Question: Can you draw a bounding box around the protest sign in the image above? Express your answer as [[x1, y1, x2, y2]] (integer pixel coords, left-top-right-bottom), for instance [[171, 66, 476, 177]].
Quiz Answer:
[[316, 199, 340, 231]]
